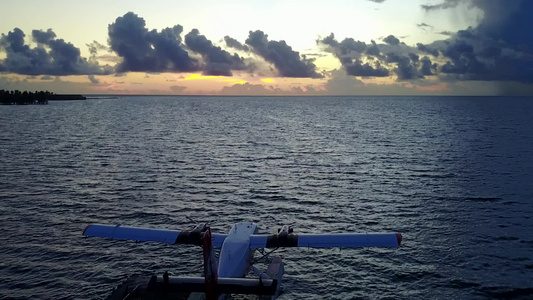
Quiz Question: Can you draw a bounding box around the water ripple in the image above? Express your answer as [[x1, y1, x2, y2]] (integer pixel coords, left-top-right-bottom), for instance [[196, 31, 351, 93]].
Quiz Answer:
[[1, 96, 532, 299]]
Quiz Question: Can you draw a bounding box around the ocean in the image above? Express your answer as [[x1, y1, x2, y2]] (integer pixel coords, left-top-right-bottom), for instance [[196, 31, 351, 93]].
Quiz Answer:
[[0, 96, 532, 299]]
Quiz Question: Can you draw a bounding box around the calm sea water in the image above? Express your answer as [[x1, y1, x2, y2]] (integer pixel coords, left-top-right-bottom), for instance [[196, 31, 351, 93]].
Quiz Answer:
[[0, 96, 532, 300]]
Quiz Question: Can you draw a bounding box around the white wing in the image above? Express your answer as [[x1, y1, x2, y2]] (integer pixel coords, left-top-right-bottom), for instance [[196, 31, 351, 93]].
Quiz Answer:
[[83, 224, 228, 247], [249, 232, 401, 248]]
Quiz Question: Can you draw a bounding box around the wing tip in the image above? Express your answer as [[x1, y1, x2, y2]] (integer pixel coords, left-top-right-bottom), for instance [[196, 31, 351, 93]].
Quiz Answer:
[[396, 233, 402, 246], [82, 224, 91, 236]]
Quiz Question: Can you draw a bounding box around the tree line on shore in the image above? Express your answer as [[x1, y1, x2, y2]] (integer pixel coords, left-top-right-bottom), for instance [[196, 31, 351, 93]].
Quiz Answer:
[[0, 89, 52, 105]]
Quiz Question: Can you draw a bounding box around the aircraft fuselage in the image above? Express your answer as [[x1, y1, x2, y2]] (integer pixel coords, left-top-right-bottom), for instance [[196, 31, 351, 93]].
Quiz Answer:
[[217, 222, 258, 278]]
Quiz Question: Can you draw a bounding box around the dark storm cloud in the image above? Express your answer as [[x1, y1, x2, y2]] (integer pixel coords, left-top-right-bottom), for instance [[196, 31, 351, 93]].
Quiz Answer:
[[184, 29, 248, 76], [108, 12, 197, 73], [321, 34, 369, 68], [383, 35, 400, 46], [437, 38, 487, 76], [385, 52, 422, 80], [321, 0, 532, 85], [3, 5, 532, 87], [32, 29, 56, 44], [365, 40, 381, 57], [424, 0, 533, 82], [420, 56, 435, 76], [319, 33, 338, 47], [320, 33, 367, 58], [473, 0, 533, 50], [184, 29, 212, 53], [245, 30, 322, 78], [442, 39, 474, 60], [346, 59, 389, 77], [319, 33, 368, 67], [318, 33, 389, 77], [0, 28, 109, 76], [319, 32, 444, 81], [456, 28, 475, 39], [408, 53, 419, 62], [224, 36, 249, 52], [416, 43, 440, 57], [340, 38, 367, 54], [478, 46, 502, 58]]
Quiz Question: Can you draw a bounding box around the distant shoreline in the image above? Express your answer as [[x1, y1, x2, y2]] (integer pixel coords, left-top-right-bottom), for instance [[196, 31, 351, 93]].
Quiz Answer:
[[82, 94, 532, 98], [0, 90, 86, 105], [48, 94, 87, 101]]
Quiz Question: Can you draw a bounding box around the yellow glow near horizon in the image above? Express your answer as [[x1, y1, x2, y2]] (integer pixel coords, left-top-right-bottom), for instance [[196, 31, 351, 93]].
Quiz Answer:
[[183, 74, 221, 80], [261, 78, 275, 83], [223, 78, 247, 84], [182, 74, 246, 84]]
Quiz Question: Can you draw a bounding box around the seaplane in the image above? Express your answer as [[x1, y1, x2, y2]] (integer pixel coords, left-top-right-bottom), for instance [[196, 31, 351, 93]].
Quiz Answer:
[[83, 222, 402, 299]]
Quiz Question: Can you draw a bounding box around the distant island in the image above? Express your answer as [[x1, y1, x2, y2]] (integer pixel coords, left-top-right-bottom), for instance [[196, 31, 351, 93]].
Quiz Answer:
[[0, 89, 87, 105]]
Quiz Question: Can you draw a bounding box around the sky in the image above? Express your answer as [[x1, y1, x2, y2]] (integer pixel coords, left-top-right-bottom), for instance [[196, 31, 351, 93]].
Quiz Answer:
[[0, 0, 532, 96]]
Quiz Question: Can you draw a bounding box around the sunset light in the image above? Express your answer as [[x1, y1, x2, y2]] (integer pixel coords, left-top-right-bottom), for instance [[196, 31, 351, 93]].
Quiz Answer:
[[0, 0, 531, 95]]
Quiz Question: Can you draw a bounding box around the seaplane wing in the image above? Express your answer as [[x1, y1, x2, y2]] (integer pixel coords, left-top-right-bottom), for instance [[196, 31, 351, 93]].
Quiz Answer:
[[249, 232, 401, 248], [83, 224, 228, 247]]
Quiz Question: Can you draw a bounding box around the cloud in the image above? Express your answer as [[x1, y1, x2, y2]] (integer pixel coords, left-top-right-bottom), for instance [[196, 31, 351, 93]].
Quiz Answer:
[[86, 40, 108, 56], [0, 28, 110, 76], [221, 82, 284, 95], [383, 35, 400, 46], [0, 74, 110, 94], [220, 82, 325, 96], [365, 40, 382, 57], [425, 0, 533, 83], [224, 36, 249, 52], [323, 69, 426, 95], [346, 59, 389, 77], [169, 85, 187, 93], [184, 29, 248, 76], [108, 12, 198, 73], [416, 43, 440, 57], [320, 0, 533, 87], [473, 0, 533, 49], [417, 23, 434, 31], [32, 29, 56, 44], [107, 12, 251, 77], [367, 0, 386, 3], [438, 31, 454, 36], [320, 33, 367, 64], [88, 74, 100, 84], [385, 52, 423, 80], [318, 33, 389, 77], [421, 0, 461, 11], [420, 56, 436, 75], [2, 5, 532, 93], [245, 30, 323, 78]]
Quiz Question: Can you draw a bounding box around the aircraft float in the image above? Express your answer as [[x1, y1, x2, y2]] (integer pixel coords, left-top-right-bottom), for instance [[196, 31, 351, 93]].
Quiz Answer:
[[83, 222, 402, 299]]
